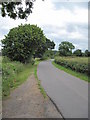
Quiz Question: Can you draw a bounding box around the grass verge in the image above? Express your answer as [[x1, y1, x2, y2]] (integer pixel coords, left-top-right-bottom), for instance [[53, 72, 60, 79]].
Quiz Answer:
[[34, 60, 47, 98], [3, 62, 36, 99], [52, 61, 89, 82], [13, 63, 36, 88]]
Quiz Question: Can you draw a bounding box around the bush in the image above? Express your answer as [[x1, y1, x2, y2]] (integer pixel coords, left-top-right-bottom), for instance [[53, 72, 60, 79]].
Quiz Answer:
[[31, 58, 35, 65], [40, 54, 48, 60]]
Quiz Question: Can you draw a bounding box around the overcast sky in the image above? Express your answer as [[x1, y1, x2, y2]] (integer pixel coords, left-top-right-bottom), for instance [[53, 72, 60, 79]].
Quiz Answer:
[[0, 0, 88, 51]]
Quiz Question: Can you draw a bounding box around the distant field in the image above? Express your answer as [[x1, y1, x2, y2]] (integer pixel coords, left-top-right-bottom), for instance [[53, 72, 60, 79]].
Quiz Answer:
[[54, 57, 89, 82]]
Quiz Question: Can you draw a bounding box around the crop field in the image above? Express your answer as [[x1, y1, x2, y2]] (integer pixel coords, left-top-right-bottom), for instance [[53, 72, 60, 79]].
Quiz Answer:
[[55, 57, 89, 75]]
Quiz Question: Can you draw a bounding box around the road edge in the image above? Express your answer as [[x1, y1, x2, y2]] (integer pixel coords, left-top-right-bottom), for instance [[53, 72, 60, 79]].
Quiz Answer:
[[37, 61, 64, 119]]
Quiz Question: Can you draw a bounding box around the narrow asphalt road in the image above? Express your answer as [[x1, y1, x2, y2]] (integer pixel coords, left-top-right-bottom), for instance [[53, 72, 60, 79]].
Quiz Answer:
[[37, 60, 88, 118]]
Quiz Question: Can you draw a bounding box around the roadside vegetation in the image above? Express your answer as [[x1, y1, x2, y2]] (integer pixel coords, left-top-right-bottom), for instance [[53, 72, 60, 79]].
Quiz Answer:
[[53, 41, 89, 82], [2, 56, 47, 99], [54, 57, 88, 74], [2, 57, 34, 98], [34, 59, 47, 98], [53, 57, 89, 82]]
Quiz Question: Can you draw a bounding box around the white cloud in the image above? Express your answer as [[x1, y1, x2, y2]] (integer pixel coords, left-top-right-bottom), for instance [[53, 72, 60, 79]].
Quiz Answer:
[[0, 0, 88, 51], [28, 0, 88, 26], [68, 31, 86, 40]]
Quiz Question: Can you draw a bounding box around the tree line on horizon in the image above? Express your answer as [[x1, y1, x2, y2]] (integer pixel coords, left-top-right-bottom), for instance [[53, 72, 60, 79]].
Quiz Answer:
[[57, 41, 90, 57]]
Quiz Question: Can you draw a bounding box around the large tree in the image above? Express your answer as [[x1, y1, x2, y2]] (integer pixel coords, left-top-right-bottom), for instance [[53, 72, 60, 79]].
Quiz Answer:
[[59, 41, 75, 56], [2, 24, 46, 63], [0, 0, 44, 19]]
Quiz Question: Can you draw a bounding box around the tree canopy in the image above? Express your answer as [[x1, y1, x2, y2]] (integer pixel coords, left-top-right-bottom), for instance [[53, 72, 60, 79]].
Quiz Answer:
[[0, 0, 44, 19], [59, 41, 75, 56], [2, 24, 46, 63], [85, 50, 90, 57], [73, 49, 82, 56], [46, 38, 55, 50], [34, 38, 55, 58]]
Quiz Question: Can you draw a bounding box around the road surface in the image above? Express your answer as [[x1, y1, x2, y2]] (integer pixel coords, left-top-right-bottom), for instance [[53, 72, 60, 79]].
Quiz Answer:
[[37, 60, 88, 118]]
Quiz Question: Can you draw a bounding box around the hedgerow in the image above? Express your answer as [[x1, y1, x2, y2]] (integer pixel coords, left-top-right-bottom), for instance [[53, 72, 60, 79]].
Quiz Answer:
[[55, 57, 89, 75]]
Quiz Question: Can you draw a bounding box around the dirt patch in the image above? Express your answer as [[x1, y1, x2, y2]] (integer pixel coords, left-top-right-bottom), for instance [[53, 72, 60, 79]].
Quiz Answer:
[[2, 74, 62, 118]]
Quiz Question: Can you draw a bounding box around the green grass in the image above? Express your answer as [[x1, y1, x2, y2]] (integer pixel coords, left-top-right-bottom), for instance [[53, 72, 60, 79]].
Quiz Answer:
[[2, 57, 36, 98], [34, 60, 47, 98], [13, 63, 36, 88], [0, 56, 2, 61], [52, 61, 89, 82]]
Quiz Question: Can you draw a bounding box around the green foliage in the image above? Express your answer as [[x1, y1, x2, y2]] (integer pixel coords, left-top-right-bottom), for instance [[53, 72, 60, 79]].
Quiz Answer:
[[38, 50, 56, 60], [52, 61, 89, 82], [55, 57, 89, 75], [1, 1, 34, 19], [34, 60, 47, 98], [2, 56, 42, 98], [31, 58, 35, 65], [2, 24, 46, 63], [1, 1, 45, 20], [54, 51, 59, 57], [2, 57, 24, 97], [43, 50, 55, 59], [34, 38, 55, 58], [34, 42, 47, 58], [40, 54, 48, 60], [85, 50, 88, 57], [73, 49, 82, 56], [59, 41, 75, 56], [46, 38, 55, 50], [84, 50, 90, 57]]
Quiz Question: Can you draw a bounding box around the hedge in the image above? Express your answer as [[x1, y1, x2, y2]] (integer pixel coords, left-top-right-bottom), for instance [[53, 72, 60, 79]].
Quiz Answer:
[[55, 57, 88, 74]]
